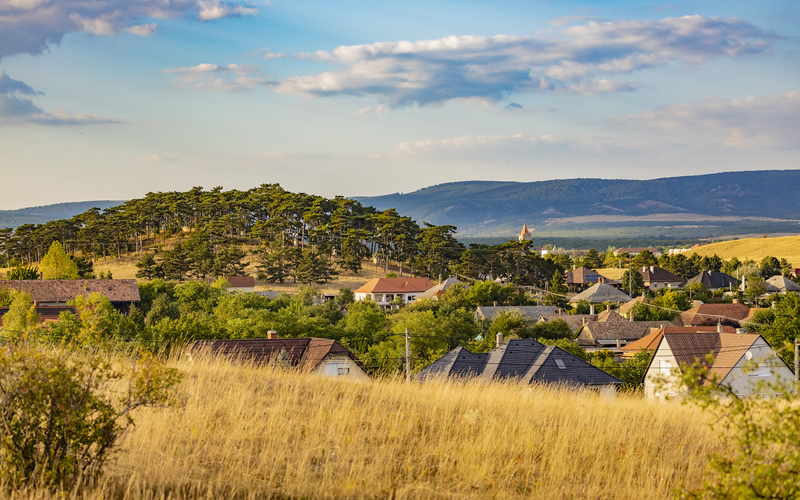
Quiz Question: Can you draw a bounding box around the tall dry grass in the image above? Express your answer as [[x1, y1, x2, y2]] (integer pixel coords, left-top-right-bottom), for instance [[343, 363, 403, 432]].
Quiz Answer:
[[3, 352, 727, 499]]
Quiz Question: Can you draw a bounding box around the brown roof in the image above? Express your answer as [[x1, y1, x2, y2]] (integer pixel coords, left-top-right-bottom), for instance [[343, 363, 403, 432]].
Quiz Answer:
[[226, 276, 255, 288], [565, 266, 604, 285], [354, 278, 436, 294], [680, 303, 753, 326], [660, 331, 760, 383], [617, 296, 645, 317], [186, 338, 364, 372], [0, 279, 140, 303], [621, 326, 737, 354], [578, 321, 667, 341], [638, 266, 684, 284], [596, 308, 626, 322]]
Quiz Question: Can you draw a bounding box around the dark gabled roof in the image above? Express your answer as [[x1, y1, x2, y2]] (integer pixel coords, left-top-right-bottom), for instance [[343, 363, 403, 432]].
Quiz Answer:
[[0, 279, 140, 303], [578, 321, 668, 341], [186, 338, 364, 372], [685, 271, 740, 290], [226, 276, 255, 288], [638, 266, 684, 284], [415, 339, 622, 387], [475, 305, 559, 321]]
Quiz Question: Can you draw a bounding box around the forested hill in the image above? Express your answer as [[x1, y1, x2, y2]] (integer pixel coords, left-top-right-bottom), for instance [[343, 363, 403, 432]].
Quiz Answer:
[[356, 170, 800, 237], [0, 201, 124, 228]]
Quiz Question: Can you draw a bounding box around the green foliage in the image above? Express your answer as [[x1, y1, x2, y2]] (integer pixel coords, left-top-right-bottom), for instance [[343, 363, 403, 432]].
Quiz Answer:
[[675, 357, 800, 499], [628, 302, 674, 322], [0, 346, 181, 489], [137, 279, 177, 315], [528, 319, 574, 340], [622, 269, 645, 296], [295, 249, 338, 285], [752, 294, 800, 366], [685, 282, 710, 301], [591, 349, 652, 390], [174, 280, 225, 314], [212, 245, 249, 277], [537, 338, 590, 361], [488, 310, 529, 339], [340, 300, 388, 355], [6, 264, 40, 280], [146, 293, 181, 325], [651, 289, 692, 311], [70, 256, 95, 278], [543, 271, 568, 308], [466, 280, 530, 307], [572, 299, 591, 314], [335, 287, 355, 308], [40, 241, 79, 280], [135, 253, 158, 279], [1, 290, 40, 340]]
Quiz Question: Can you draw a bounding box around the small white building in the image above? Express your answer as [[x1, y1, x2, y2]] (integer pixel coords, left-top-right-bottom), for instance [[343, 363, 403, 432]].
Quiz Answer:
[[225, 275, 255, 293], [354, 277, 436, 308], [644, 328, 794, 400]]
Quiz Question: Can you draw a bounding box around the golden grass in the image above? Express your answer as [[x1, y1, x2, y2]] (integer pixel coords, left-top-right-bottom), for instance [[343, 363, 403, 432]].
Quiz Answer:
[[689, 235, 800, 268], [4, 352, 729, 499]]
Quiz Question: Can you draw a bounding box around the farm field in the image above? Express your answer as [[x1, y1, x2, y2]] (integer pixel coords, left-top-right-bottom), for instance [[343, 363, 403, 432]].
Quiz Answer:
[[7, 352, 725, 499], [689, 235, 800, 268]]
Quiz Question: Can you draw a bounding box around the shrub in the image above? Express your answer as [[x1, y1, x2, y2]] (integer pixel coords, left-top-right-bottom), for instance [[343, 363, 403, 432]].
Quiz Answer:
[[0, 346, 181, 489]]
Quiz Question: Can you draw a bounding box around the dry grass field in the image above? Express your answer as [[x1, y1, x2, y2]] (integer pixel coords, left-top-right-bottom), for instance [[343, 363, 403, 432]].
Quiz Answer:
[[689, 235, 800, 268], [2, 352, 727, 499]]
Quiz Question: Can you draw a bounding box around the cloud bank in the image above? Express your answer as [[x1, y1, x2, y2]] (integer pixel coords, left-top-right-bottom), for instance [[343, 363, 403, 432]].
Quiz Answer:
[[264, 15, 773, 107], [0, 0, 259, 60]]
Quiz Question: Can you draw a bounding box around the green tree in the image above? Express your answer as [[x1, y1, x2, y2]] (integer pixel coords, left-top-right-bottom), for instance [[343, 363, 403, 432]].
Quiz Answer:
[[70, 256, 95, 278], [212, 245, 249, 277], [340, 300, 388, 355], [0, 290, 40, 340], [39, 241, 79, 279], [135, 253, 159, 279], [295, 249, 338, 285], [544, 271, 568, 308], [6, 264, 39, 280], [622, 269, 645, 297]]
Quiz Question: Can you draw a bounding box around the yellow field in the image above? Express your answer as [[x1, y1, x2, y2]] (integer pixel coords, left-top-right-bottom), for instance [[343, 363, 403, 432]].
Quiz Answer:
[[689, 235, 800, 268], [3, 352, 727, 499]]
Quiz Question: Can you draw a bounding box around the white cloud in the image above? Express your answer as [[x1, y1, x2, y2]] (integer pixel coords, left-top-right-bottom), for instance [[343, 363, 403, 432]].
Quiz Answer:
[[0, 0, 260, 60], [618, 91, 800, 149], [351, 104, 389, 117], [162, 63, 273, 91], [267, 16, 773, 107]]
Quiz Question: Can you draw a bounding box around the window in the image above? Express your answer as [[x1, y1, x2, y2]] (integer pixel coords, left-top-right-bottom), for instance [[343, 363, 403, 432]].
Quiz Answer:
[[337, 367, 350, 375], [324, 361, 350, 376], [660, 359, 671, 375], [554, 359, 566, 370]]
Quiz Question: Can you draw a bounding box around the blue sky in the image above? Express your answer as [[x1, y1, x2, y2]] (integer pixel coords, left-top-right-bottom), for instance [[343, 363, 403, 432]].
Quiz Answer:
[[0, 0, 798, 209]]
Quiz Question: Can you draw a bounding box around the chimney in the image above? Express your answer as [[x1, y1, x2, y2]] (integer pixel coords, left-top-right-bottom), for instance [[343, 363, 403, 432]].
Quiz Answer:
[[650, 266, 655, 273], [606, 304, 610, 312], [438, 274, 442, 284], [717, 322, 723, 333], [616, 339, 621, 349], [496, 332, 504, 347], [630, 311, 634, 322], [736, 328, 747, 334], [267, 330, 278, 340], [590, 304, 595, 315], [493, 301, 497, 307], [732, 298, 739, 304], [558, 308, 563, 315]]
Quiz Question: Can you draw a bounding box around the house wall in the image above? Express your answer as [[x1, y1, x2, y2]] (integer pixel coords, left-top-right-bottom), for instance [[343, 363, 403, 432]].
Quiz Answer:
[[644, 341, 682, 400], [721, 337, 795, 397], [354, 292, 417, 307], [312, 354, 370, 381], [227, 286, 255, 293]]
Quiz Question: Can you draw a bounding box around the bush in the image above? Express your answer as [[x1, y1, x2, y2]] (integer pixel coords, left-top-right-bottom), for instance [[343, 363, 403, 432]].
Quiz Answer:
[[0, 346, 181, 489]]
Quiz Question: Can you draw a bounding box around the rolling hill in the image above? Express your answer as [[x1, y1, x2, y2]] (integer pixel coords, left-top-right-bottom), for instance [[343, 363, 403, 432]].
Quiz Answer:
[[356, 170, 800, 238], [0, 200, 125, 228]]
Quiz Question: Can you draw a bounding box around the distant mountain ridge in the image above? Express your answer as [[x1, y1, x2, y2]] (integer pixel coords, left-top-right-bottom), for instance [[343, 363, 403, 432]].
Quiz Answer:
[[0, 201, 124, 228], [356, 170, 800, 238]]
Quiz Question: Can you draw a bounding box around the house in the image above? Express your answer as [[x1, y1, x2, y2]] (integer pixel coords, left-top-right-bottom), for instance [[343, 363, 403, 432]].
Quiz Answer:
[[414, 337, 622, 394], [680, 302, 755, 327], [638, 266, 684, 290], [186, 335, 369, 380], [620, 325, 737, 360], [416, 277, 468, 300], [353, 277, 436, 308], [643, 328, 794, 400], [475, 305, 559, 322], [765, 275, 800, 293], [225, 275, 255, 293], [684, 270, 740, 291], [613, 247, 662, 258], [0, 305, 75, 329], [570, 283, 632, 308], [518, 223, 532, 242], [577, 321, 673, 352], [565, 266, 608, 287], [0, 279, 141, 314]]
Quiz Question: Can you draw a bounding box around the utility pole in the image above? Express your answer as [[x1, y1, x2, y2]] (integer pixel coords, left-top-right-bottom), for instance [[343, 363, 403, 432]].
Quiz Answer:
[[405, 328, 411, 384]]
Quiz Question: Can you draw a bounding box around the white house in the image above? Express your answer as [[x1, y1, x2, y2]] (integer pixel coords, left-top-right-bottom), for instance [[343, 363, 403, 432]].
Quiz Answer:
[[643, 327, 794, 400], [353, 277, 436, 308]]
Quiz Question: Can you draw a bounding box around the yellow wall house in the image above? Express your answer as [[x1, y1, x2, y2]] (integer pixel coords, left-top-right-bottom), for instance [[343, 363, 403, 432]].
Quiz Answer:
[[643, 326, 794, 400]]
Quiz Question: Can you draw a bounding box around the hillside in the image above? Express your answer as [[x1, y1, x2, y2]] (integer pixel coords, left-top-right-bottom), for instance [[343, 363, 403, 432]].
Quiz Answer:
[[689, 235, 800, 268], [0, 200, 124, 228], [356, 170, 800, 238]]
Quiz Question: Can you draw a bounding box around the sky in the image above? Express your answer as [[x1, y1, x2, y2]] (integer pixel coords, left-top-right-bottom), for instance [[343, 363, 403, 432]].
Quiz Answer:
[[0, 0, 798, 209]]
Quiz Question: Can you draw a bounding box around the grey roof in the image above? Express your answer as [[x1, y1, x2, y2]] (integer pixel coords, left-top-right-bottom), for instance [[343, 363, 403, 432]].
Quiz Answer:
[[417, 277, 467, 300], [414, 339, 622, 387], [766, 275, 800, 293], [578, 321, 668, 341], [474, 305, 559, 321], [685, 271, 740, 290], [570, 283, 632, 304], [537, 314, 598, 332]]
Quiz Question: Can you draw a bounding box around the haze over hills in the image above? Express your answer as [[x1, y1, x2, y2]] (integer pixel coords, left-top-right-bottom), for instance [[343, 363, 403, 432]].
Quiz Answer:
[[0, 201, 124, 228], [356, 170, 800, 239]]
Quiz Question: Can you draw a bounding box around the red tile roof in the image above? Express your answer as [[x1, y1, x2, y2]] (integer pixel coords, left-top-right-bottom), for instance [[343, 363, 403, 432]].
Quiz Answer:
[[226, 276, 255, 288], [0, 280, 140, 303], [680, 303, 753, 326], [354, 277, 436, 294]]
